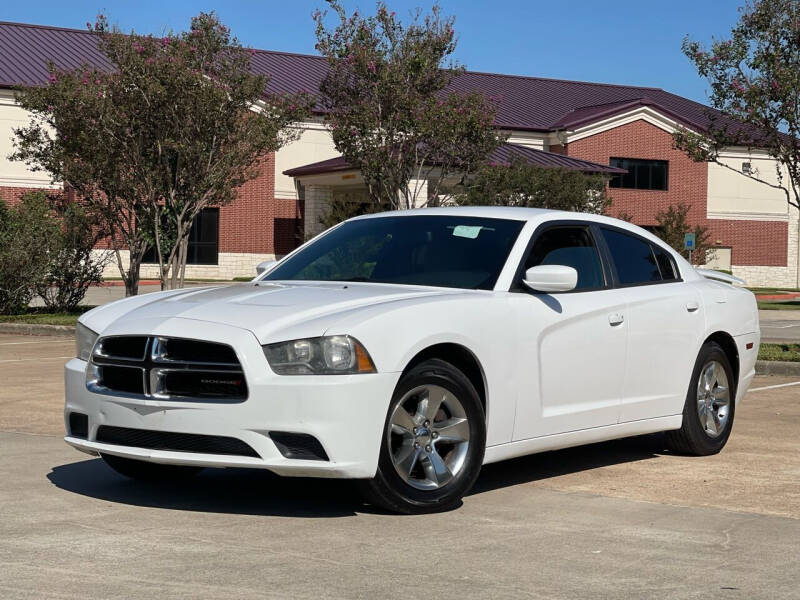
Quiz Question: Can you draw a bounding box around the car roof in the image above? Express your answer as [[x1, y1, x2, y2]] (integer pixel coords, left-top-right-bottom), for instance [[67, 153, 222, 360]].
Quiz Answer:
[[350, 206, 557, 222]]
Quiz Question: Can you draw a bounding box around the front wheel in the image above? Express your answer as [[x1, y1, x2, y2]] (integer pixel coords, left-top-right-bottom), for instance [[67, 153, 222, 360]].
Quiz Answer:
[[358, 358, 486, 514], [101, 453, 203, 481], [665, 341, 736, 456]]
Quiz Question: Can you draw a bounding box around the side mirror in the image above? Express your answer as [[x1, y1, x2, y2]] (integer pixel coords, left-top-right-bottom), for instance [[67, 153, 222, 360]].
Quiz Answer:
[[256, 260, 277, 276], [522, 265, 578, 293]]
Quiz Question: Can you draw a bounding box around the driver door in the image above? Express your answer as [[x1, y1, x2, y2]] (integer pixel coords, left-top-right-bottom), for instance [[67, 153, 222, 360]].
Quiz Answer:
[[510, 223, 629, 440]]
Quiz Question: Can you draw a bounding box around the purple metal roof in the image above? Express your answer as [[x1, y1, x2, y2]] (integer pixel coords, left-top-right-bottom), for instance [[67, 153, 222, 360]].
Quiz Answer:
[[0, 20, 740, 136], [283, 143, 626, 177]]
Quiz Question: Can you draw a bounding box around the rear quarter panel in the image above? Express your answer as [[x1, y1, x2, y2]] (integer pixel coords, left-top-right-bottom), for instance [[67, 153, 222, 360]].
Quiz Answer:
[[697, 280, 760, 401]]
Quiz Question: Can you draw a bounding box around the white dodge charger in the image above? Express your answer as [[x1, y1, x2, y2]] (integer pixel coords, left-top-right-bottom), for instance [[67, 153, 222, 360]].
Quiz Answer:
[[65, 207, 759, 513]]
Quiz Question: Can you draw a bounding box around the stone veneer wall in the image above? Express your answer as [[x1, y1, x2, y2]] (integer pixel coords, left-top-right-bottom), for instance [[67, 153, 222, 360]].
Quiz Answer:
[[95, 250, 276, 280], [731, 204, 799, 288]]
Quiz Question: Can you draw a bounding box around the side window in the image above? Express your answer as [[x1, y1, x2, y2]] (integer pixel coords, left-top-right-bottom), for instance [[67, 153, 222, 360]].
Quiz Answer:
[[652, 244, 679, 281], [601, 228, 661, 285], [526, 226, 605, 290]]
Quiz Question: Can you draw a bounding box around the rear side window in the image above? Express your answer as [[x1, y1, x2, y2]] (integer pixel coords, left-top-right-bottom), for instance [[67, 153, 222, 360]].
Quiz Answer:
[[526, 226, 605, 290], [600, 228, 661, 285], [652, 244, 679, 281]]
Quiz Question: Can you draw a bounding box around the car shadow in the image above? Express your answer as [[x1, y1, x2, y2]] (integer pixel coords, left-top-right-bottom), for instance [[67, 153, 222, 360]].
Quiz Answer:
[[47, 459, 363, 518], [47, 433, 669, 517], [468, 433, 667, 496]]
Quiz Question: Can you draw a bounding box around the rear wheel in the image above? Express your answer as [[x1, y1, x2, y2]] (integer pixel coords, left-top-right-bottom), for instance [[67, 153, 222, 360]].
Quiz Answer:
[[665, 341, 736, 456], [101, 453, 203, 481], [359, 358, 486, 514]]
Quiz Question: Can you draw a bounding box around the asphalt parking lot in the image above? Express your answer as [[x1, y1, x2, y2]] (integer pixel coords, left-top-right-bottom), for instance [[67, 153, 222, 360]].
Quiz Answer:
[[1, 333, 799, 599]]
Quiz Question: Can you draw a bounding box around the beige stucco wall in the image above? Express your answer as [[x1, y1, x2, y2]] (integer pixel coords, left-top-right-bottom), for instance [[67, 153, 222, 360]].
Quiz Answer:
[[707, 150, 789, 219], [273, 121, 339, 200], [0, 90, 57, 188]]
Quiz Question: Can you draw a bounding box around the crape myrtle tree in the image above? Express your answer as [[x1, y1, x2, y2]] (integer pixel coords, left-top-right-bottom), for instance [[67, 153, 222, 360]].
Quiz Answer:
[[452, 157, 613, 214], [655, 203, 714, 265], [673, 0, 800, 215], [313, 1, 505, 211], [12, 13, 311, 295]]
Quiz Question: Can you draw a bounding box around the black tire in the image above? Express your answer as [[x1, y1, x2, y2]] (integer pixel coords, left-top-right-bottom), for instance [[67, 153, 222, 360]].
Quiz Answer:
[[101, 453, 203, 481], [665, 341, 736, 456], [358, 358, 486, 514]]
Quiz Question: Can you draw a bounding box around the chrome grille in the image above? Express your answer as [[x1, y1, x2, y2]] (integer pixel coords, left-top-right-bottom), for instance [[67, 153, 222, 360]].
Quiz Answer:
[[87, 336, 248, 402]]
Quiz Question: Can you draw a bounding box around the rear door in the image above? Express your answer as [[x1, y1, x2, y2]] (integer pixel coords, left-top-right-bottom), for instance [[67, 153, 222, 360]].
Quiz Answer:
[[597, 227, 705, 422]]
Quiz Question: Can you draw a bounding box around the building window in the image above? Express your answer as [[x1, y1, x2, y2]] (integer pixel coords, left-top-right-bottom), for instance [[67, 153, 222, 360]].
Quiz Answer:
[[142, 208, 219, 265], [609, 158, 669, 191]]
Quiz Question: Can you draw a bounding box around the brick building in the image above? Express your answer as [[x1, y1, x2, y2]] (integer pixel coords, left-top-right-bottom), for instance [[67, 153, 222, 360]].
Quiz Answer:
[[1, 21, 797, 286]]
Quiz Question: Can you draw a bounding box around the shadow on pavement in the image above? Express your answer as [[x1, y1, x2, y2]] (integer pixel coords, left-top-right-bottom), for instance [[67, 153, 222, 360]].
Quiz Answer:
[[469, 433, 666, 495], [48, 459, 362, 518], [48, 433, 667, 517]]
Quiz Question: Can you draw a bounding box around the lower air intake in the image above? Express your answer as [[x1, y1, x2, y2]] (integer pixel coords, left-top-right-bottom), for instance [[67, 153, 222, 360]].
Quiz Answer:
[[96, 425, 260, 458], [68, 412, 89, 438], [269, 431, 329, 461]]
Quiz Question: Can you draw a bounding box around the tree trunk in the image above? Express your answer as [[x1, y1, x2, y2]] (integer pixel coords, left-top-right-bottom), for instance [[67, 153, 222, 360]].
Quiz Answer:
[[177, 236, 189, 289], [124, 264, 140, 297]]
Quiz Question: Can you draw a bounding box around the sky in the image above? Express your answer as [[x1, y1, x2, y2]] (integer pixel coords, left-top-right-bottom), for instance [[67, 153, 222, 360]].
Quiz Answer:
[[1, 1, 744, 105]]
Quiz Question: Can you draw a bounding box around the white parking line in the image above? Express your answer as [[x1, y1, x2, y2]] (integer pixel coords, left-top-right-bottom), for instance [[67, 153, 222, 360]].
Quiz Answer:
[[749, 381, 800, 392], [0, 356, 72, 363]]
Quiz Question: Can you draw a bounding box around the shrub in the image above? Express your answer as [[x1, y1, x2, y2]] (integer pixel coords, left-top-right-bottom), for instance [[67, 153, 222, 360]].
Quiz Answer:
[[36, 196, 110, 312], [451, 158, 613, 214], [654, 203, 714, 265], [0, 192, 109, 314], [0, 193, 57, 314]]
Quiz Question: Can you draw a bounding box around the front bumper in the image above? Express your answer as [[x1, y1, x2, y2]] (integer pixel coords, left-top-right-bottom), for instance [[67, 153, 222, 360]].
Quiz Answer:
[[64, 321, 399, 479]]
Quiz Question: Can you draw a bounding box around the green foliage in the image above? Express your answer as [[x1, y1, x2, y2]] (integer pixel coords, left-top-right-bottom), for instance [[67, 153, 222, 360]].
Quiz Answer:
[[0, 193, 58, 314], [0, 306, 94, 326], [314, 1, 505, 209], [452, 158, 612, 214], [12, 12, 311, 294], [36, 196, 110, 312], [0, 192, 108, 314], [758, 343, 800, 361], [654, 203, 714, 265], [673, 0, 800, 211], [757, 300, 800, 310]]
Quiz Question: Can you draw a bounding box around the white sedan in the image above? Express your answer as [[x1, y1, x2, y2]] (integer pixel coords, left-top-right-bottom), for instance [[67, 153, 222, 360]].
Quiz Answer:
[[65, 207, 759, 513]]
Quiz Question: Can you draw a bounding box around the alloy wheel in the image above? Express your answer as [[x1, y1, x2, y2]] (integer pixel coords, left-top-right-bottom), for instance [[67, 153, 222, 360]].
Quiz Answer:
[[387, 384, 471, 490], [696, 360, 731, 438]]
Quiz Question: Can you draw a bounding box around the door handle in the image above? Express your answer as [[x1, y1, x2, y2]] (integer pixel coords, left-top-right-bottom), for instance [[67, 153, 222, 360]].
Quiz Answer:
[[608, 313, 624, 326], [686, 301, 700, 312]]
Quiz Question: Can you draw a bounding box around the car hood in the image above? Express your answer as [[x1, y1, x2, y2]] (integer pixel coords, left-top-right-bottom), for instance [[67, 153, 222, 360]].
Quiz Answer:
[[81, 282, 465, 343]]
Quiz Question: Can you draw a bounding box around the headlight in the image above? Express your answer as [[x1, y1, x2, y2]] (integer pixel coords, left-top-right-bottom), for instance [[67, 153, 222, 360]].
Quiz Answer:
[[75, 322, 99, 361], [263, 335, 376, 375]]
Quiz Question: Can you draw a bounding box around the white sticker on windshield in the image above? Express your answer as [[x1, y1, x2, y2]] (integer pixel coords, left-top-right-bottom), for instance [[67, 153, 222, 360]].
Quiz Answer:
[[452, 225, 482, 239]]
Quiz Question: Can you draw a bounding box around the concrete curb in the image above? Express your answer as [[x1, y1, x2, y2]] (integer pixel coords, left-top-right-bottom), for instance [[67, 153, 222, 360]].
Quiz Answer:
[[0, 322, 75, 338], [756, 360, 800, 376]]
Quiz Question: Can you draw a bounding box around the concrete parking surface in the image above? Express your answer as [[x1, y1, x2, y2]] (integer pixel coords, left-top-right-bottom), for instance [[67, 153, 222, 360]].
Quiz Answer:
[[759, 309, 800, 343], [1, 333, 799, 599]]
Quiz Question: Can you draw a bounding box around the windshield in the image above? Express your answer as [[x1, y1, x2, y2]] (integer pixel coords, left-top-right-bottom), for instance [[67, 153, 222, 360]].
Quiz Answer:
[[264, 215, 525, 290]]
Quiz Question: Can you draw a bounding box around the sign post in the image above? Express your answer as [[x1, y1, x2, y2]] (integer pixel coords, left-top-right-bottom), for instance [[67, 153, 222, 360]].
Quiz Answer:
[[684, 232, 696, 264]]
